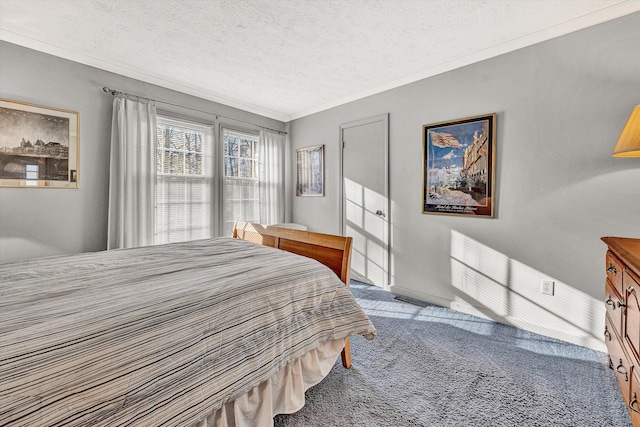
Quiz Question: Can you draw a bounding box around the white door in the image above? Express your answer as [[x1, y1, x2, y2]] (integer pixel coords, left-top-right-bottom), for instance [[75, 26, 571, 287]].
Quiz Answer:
[[340, 114, 389, 288]]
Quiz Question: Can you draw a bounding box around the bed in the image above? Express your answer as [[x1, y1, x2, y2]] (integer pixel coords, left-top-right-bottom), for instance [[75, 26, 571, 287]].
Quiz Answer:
[[0, 222, 376, 426]]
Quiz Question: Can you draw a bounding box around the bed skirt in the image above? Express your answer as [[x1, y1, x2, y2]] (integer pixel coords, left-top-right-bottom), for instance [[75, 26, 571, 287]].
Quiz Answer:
[[198, 338, 345, 427]]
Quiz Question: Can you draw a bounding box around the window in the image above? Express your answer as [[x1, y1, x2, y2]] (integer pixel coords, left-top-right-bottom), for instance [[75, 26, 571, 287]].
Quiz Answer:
[[25, 164, 39, 180], [222, 128, 259, 236], [155, 116, 212, 244]]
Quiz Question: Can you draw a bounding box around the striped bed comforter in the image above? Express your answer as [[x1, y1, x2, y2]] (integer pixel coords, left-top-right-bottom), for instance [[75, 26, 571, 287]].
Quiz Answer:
[[0, 237, 376, 426]]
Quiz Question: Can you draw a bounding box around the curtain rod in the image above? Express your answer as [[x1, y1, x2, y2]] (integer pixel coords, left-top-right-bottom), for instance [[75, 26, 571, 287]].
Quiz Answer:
[[102, 86, 287, 135]]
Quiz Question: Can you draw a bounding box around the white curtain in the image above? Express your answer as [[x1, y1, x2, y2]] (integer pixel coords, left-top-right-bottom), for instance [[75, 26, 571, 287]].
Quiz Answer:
[[258, 129, 285, 225], [107, 97, 158, 249]]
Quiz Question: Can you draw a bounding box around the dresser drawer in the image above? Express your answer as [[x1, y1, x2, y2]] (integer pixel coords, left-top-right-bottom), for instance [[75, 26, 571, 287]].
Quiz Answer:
[[607, 278, 624, 336], [631, 369, 640, 426], [607, 250, 625, 296], [606, 313, 622, 349], [607, 328, 632, 404], [606, 314, 631, 400], [625, 270, 640, 362]]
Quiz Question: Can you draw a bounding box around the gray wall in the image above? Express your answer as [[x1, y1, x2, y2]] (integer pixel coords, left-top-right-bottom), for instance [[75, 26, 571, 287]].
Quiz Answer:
[[0, 41, 286, 263], [290, 13, 640, 351]]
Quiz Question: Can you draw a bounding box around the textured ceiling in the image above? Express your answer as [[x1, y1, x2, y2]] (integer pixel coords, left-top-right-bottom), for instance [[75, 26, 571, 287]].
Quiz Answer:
[[1, 0, 639, 121]]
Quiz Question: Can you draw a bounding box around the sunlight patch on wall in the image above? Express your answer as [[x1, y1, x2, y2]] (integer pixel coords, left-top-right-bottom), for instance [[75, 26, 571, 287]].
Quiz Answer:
[[450, 230, 510, 284], [450, 230, 604, 350], [451, 257, 511, 317], [508, 259, 602, 337]]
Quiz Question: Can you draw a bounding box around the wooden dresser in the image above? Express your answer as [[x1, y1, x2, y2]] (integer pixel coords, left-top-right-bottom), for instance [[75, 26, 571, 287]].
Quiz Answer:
[[603, 237, 640, 426]]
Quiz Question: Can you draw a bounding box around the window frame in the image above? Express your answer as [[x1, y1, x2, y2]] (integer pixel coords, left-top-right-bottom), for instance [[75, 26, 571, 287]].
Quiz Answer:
[[155, 114, 215, 243], [220, 126, 261, 236]]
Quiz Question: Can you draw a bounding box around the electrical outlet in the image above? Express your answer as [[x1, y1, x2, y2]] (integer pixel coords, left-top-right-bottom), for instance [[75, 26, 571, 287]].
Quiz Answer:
[[541, 279, 555, 296]]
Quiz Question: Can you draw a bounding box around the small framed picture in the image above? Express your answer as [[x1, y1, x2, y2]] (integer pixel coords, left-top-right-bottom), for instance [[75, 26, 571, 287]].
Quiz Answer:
[[423, 113, 496, 217], [296, 144, 324, 196], [0, 99, 79, 188]]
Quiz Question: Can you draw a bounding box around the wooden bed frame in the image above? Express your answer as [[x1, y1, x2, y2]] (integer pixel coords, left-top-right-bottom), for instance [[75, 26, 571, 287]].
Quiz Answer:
[[232, 221, 354, 368]]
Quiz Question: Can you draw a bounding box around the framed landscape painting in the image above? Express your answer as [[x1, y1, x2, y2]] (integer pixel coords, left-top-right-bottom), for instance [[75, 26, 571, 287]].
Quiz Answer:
[[296, 144, 324, 196], [0, 99, 79, 188], [422, 113, 496, 217]]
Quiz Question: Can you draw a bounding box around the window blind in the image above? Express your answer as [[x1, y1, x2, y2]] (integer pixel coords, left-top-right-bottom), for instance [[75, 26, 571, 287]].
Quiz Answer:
[[155, 117, 213, 244], [222, 128, 259, 236]]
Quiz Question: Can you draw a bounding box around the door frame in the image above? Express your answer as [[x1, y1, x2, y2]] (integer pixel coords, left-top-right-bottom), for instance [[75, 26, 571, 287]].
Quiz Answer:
[[339, 113, 390, 287]]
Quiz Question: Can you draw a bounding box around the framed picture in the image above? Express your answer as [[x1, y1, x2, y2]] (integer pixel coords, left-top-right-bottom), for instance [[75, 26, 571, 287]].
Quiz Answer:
[[296, 144, 324, 196], [423, 113, 496, 217], [0, 99, 79, 188]]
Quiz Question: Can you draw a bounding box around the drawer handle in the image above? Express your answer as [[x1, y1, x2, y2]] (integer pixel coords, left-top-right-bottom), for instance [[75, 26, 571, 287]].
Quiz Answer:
[[607, 264, 617, 276], [616, 359, 629, 382], [630, 393, 640, 414], [604, 327, 612, 341], [606, 296, 616, 310], [617, 301, 626, 309]]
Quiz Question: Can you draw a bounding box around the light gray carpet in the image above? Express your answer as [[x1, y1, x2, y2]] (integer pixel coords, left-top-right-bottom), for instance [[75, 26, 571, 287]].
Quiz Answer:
[[273, 281, 631, 427]]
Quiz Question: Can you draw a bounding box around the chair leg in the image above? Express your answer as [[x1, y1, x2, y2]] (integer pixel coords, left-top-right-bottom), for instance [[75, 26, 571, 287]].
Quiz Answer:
[[341, 336, 352, 368]]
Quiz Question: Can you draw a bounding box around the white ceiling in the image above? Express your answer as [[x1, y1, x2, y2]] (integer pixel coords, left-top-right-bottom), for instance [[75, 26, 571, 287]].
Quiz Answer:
[[1, 0, 639, 122]]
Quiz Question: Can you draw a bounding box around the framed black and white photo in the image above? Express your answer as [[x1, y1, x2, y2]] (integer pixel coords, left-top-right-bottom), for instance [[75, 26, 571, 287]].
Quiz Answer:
[[0, 99, 79, 188], [296, 144, 324, 196]]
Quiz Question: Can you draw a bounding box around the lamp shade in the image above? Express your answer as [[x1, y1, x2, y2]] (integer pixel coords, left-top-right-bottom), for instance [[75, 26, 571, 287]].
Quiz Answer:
[[613, 105, 640, 157]]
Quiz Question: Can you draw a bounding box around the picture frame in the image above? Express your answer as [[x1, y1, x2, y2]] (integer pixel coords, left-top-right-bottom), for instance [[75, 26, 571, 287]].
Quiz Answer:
[[296, 144, 324, 196], [0, 99, 79, 188], [422, 113, 496, 217]]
